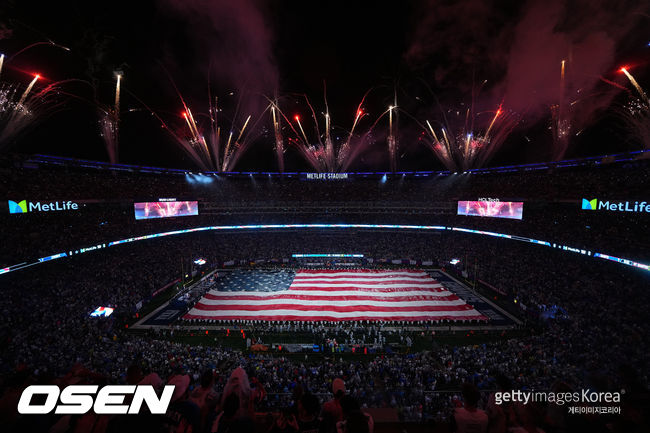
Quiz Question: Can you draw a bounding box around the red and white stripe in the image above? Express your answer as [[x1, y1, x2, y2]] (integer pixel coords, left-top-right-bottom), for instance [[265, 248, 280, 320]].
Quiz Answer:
[[184, 269, 487, 322]]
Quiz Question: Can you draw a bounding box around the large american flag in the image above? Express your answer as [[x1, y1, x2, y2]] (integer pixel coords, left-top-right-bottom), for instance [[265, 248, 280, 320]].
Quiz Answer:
[[184, 269, 486, 322]]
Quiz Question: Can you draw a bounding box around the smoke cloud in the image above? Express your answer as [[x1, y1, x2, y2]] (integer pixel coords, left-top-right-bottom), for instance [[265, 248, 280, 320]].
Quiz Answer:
[[405, 0, 646, 152], [160, 0, 278, 116]]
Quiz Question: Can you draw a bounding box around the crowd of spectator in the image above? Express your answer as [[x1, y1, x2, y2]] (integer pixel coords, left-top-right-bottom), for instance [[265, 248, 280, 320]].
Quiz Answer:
[[0, 229, 648, 432], [1, 153, 649, 431]]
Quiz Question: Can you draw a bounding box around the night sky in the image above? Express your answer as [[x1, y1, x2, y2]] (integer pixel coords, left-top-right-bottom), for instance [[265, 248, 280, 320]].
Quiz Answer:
[[0, 0, 649, 171]]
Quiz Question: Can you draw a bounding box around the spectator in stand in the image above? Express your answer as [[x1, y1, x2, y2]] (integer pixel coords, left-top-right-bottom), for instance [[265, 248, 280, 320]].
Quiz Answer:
[[297, 393, 323, 433], [452, 383, 488, 433], [221, 367, 253, 418], [211, 393, 255, 433], [269, 407, 299, 433], [189, 370, 220, 432], [486, 374, 513, 433], [337, 395, 373, 433], [164, 373, 201, 433], [508, 402, 546, 433], [322, 378, 346, 422]]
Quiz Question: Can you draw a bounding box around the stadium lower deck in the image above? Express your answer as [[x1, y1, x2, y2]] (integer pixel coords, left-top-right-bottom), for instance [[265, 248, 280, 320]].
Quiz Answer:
[[135, 268, 518, 330]]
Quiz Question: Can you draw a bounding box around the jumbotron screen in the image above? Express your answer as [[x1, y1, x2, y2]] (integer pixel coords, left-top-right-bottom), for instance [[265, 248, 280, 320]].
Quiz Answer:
[[133, 201, 198, 220], [457, 200, 524, 220]]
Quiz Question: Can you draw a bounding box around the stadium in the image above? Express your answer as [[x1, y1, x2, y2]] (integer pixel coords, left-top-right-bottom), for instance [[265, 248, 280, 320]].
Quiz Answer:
[[1, 1, 650, 433]]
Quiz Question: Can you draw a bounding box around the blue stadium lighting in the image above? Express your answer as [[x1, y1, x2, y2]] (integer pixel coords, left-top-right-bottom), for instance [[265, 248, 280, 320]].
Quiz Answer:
[[38, 252, 68, 262], [292, 253, 364, 258], [381, 174, 387, 183], [2, 223, 647, 276]]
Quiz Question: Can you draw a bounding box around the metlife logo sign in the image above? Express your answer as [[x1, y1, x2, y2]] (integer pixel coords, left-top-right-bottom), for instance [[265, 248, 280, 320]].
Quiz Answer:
[[8, 200, 80, 214], [581, 198, 650, 213]]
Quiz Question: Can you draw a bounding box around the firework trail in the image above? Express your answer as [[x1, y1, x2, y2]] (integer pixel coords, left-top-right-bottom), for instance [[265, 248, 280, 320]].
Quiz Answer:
[[202, 69, 271, 172], [337, 101, 367, 170], [341, 105, 393, 172], [385, 87, 400, 172], [420, 103, 517, 171], [207, 92, 219, 169], [0, 75, 66, 149], [265, 97, 321, 171], [115, 74, 121, 120], [98, 73, 122, 164], [550, 60, 572, 161], [274, 88, 375, 172], [17, 74, 39, 106], [149, 70, 269, 171], [7, 40, 70, 62], [270, 103, 284, 172], [621, 67, 649, 103], [387, 109, 396, 171], [617, 67, 650, 149], [409, 78, 517, 170], [0, 42, 76, 151]]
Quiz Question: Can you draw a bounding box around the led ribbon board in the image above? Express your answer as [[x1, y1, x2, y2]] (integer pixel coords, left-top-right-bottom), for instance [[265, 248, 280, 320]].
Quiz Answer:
[[292, 253, 364, 258], [1, 224, 647, 275]]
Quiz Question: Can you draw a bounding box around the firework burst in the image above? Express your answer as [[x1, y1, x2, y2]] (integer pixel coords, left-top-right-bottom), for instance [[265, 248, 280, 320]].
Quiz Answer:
[[617, 67, 650, 149], [388, 102, 398, 172], [270, 102, 284, 172], [0, 42, 73, 151], [619, 98, 650, 149], [621, 67, 649, 103], [150, 74, 268, 171], [97, 72, 122, 164], [418, 102, 518, 171], [273, 88, 376, 172], [0, 74, 65, 150], [549, 60, 572, 161], [0, 54, 5, 80]]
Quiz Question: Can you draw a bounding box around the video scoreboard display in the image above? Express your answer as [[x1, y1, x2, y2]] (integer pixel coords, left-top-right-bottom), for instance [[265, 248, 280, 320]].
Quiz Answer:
[[457, 200, 524, 220], [133, 201, 198, 220]]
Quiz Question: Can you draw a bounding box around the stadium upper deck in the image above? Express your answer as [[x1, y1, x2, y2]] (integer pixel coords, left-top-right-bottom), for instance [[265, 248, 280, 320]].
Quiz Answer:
[[1, 151, 649, 271]]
